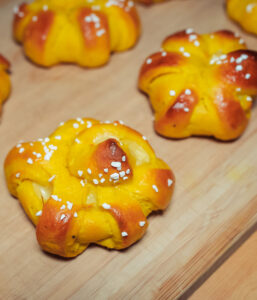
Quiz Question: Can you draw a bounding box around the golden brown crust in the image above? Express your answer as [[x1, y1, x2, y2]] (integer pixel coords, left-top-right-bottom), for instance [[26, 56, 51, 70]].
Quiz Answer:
[[156, 90, 199, 135], [36, 199, 75, 256], [0, 54, 10, 69], [107, 198, 147, 249], [138, 29, 257, 141], [91, 138, 133, 186], [24, 10, 54, 52], [219, 50, 257, 90], [13, 0, 140, 67], [216, 97, 247, 132], [5, 118, 175, 257]]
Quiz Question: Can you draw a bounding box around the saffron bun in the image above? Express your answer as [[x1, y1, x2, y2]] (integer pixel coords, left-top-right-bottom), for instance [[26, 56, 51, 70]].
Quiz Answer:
[[13, 0, 140, 67], [4, 118, 175, 257], [138, 29, 257, 141]]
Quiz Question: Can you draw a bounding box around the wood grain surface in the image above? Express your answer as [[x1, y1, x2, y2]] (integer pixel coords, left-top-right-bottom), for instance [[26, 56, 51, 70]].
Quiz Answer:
[[190, 230, 257, 300], [0, 0, 257, 299]]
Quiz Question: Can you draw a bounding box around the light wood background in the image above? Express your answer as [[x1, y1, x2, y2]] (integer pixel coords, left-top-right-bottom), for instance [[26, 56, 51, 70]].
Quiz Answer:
[[191, 230, 257, 300], [0, 0, 257, 299]]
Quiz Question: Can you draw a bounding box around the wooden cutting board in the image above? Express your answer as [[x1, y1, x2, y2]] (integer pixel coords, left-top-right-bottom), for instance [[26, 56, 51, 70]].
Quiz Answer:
[[191, 230, 257, 299], [0, 0, 257, 299]]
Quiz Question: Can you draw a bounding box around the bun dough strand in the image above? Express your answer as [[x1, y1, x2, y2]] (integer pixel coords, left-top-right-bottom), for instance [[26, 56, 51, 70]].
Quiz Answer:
[[0, 54, 11, 113], [227, 0, 257, 35]]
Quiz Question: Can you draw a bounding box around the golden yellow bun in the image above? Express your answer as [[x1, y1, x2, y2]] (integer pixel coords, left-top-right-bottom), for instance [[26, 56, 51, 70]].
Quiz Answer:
[[0, 54, 11, 113], [227, 0, 257, 35], [13, 0, 140, 67], [138, 29, 257, 141], [5, 118, 175, 257]]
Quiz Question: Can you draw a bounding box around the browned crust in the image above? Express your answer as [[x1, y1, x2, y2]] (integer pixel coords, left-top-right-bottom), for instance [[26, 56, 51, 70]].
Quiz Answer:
[[214, 29, 238, 40], [153, 168, 175, 209], [36, 200, 74, 256], [24, 10, 54, 51], [0, 54, 10, 69], [78, 8, 110, 49], [109, 201, 147, 248], [216, 97, 248, 131], [13, 3, 29, 35], [219, 50, 257, 90], [155, 90, 198, 136]]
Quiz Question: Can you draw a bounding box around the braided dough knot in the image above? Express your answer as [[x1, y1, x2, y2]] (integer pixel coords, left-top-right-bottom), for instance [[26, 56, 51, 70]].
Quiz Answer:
[[5, 119, 175, 257], [13, 0, 140, 67], [139, 30, 257, 140]]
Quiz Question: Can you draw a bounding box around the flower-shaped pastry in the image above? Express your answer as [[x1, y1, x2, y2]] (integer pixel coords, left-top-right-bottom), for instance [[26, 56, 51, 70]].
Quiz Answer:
[[5, 118, 175, 257], [227, 0, 257, 35], [0, 54, 11, 113], [139, 30, 257, 140], [13, 0, 140, 67]]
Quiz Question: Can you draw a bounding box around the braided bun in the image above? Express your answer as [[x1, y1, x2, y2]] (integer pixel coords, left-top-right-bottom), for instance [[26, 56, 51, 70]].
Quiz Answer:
[[5, 118, 175, 257], [13, 0, 140, 67], [139, 30, 257, 140]]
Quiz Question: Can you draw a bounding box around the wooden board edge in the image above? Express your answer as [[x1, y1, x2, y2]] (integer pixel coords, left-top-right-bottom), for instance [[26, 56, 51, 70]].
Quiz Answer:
[[154, 195, 257, 300]]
